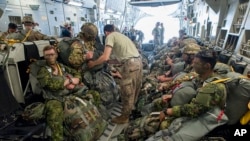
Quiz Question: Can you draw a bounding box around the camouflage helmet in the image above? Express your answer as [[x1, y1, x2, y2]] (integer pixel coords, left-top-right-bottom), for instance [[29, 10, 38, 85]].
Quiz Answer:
[[80, 23, 98, 41], [22, 16, 34, 24], [179, 37, 197, 48], [183, 43, 201, 54]]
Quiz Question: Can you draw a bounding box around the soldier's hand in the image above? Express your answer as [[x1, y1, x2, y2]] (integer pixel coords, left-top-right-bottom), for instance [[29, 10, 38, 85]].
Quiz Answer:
[[66, 83, 75, 89], [86, 51, 94, 60], [111, 71, 122, 79], [162, 94, 172, 103], [87, 60, 95, 68], [166, 57, 173, 65], [157, 75, 166, 82], [71, 77, 80, 85], [159, 111, 166, 122]]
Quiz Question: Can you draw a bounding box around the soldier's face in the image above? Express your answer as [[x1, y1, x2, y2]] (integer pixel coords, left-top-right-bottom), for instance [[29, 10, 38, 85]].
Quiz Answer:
[[24, 22, 33, 30], [8, 28, 17, 33], [192, 57, 206, 75], [44, 49, 58, 65]]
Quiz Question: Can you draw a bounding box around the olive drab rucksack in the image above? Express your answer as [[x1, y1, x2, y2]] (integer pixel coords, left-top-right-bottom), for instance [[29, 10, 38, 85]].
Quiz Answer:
[[83, 70, 119, 108], [211, 72, 250, 125], [63, 95, 107, 141], [56, 37, 86, 69]]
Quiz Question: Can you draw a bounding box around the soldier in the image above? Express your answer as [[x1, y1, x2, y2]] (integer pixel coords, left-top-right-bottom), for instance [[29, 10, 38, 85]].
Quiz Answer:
[[37, 45, 82, 141], [160, 23, 165, 45], [122, 26, 130, 37], [0, 23, 17, 40], [152, 22, 161, 47], [79, 22, 99, 51], [8, 16, 55, 42], [86, 24, 143, 124], [60, 22, 72, 38], [157, 42, 201, 82], [148, 49, 228, 141]]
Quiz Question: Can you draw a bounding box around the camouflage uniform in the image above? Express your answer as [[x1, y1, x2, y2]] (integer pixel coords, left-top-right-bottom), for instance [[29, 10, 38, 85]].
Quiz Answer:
[[79, 22, 104, 71], [37, 62, 81, 141], [0, 31, 16, 40], [125, 73, 226, 141], [145, 75, 227, 141], [8, 16, 55, 42]]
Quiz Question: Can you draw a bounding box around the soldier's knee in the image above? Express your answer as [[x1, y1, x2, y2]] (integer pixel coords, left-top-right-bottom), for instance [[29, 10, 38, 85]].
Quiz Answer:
[[46, 100, 63, 111]]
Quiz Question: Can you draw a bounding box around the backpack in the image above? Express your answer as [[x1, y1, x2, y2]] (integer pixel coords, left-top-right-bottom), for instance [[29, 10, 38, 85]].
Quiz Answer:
[[63, 95, 107, 141], [83, 70, 119, 108], [212, 72, 250, 125], [57, 37, 86, 69]]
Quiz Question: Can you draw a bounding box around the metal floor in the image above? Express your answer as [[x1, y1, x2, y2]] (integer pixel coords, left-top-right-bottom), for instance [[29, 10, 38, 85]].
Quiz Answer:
[[98, 103, 128, 141]]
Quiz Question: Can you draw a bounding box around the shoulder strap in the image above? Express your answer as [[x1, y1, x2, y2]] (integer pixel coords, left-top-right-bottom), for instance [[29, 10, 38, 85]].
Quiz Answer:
[[209, 77, 229, 110], [211, 78, 231, 84], [21, 29, 32, 42]]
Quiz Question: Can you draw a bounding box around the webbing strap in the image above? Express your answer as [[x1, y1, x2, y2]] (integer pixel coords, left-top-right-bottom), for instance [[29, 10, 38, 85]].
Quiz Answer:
[[211, 78, 231, 84], [21, 29, 32, 42]]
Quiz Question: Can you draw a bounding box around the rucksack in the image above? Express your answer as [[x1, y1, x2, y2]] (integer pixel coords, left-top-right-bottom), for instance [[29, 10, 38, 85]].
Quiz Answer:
[[63, 95, 107, 141], [57, 37, 86, 69], [57, 37, 105, 72], [83, 70, 119, 108], [212, 72, 250, 125]]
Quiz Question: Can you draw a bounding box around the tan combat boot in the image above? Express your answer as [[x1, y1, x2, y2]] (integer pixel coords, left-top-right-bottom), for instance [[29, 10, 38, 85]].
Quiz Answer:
[[111, 114, 129, 124]]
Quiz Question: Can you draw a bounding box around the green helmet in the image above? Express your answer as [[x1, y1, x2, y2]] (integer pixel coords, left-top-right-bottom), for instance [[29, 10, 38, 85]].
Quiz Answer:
[[183, 43, 201, 54], [22, 102, 45, 121], [22, 16, 34, 24], [80, 23, 98, 41]]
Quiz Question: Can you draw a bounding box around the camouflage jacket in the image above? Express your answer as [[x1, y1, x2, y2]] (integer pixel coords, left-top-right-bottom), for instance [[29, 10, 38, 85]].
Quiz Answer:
[[0, 31, 9, 40], [171, 74, 226, 118], [8, 29, 54, 42], [37, 62, 82, 101]]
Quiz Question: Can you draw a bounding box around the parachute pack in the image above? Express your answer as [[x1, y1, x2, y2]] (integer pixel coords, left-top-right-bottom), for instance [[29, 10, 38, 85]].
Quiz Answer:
[[63, 95, 107, 141], [83, 70, 119, 108], [56, 37, 86, 69], [211, 71, 250, 125], [22, 94, 107, 141]]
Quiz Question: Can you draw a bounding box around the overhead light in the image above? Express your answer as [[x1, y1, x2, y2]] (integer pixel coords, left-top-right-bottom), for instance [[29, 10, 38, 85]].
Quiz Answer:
[[68, 1, 82, 6], [5, 8, 13, 11]]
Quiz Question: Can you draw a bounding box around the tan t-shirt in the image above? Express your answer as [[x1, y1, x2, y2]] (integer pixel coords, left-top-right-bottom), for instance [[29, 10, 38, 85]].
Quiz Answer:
[[105, 32, 139, 62]]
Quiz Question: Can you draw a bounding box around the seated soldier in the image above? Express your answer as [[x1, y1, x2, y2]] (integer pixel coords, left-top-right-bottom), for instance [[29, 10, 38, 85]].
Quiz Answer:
[[157, 42, 200, 82], [37, 45, 82, 141], [147, 49, 228, 141], [0, 23, 17, 40], [124, 50, 228, 141], [8, 16, 56, 42]]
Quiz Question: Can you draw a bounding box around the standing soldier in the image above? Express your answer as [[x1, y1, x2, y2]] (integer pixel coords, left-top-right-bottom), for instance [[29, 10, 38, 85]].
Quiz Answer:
[[152, 22, 161, 47], [86, 24, 143, 124], [160, 23, 165, 45]]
